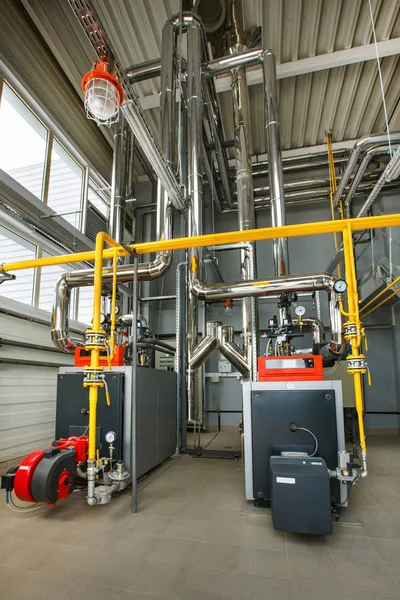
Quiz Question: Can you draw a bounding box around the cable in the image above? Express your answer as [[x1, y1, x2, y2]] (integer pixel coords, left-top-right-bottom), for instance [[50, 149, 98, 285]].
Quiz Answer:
[[296, 426, 319, 457], [6, 490, 41, 513], [323, 359, 341, 377], [337, 470, 363, 508], [368, 0, 393, 158]]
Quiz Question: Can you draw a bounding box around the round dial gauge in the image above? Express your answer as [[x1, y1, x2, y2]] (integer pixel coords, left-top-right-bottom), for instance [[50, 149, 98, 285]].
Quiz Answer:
[[295, 305, 306, 317], [105, 431, 116, 443], [333, 279, 347, 294]]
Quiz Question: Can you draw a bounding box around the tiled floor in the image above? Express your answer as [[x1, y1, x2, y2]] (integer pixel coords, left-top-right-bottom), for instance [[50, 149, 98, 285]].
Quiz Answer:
[[1, 436, 400, 599]]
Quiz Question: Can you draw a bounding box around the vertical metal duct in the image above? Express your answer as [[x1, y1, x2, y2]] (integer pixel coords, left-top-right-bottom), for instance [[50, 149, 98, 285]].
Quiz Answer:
[[187, 20, 203, 423], [230, 0, 257, 379], [157, 20, 176, 249], [109, 113, 127, 242], [262, 50, 289, 277]]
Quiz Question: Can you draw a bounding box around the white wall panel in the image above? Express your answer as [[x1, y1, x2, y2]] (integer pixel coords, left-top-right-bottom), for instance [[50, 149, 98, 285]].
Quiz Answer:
[[0, 313, 73, 465]]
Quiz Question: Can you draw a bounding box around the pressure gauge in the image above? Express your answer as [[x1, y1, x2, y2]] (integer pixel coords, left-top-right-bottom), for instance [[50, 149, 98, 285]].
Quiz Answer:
[[105, 431, 116, 444], [333, 279, 347, 294], [295, 305, 306, 317], [100, 312, 106, 325]]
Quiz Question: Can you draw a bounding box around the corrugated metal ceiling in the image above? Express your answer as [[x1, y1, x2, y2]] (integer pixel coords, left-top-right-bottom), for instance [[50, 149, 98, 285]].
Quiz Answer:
[[91, 0, 400, 157]]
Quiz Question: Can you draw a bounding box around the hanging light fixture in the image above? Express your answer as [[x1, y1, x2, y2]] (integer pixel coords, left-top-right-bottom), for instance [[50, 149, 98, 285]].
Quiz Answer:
[[224, 299, 234, 316], [82, 56, 124, 127]]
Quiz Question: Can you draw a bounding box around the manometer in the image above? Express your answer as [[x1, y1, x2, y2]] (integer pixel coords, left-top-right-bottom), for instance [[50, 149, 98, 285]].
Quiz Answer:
[[295, 305, 306, 317], [105, 431, 116, 444], [333, 279, 347, 294]]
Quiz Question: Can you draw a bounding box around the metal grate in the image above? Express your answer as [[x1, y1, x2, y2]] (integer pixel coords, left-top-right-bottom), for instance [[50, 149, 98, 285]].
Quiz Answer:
[[84, 203, 107, 242]]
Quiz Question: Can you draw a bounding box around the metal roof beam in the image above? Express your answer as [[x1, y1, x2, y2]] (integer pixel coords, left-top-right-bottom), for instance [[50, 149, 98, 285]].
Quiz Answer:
[[139, 38, 400, 110]]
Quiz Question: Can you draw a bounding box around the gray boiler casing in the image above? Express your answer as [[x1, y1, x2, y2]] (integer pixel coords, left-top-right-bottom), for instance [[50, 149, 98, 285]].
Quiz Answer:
[[243, 380, 346, 507], [56, 366, 177, 478]]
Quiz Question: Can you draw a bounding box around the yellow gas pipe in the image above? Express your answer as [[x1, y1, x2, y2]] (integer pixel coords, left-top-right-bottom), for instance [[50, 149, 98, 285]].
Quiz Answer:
[[83, 232, 121, 465], [342, 224, 368, 464], [3, 215, 400, 273]]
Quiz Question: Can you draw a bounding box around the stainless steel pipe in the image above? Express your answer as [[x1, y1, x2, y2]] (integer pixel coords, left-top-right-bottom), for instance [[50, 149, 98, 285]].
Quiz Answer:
[[232, 62, 257, 379], [121, 100, 184, 211], [189, 321, 249, 377], [190, 321, 220, 369], [344, 144, 398, 216], [126, 48, 263, 83], [186, 20, 204, 423], [262, 50, 289, 278], [218, 325, 249, 376], [109, 114, 127, 243], [333, 132, 400, 211]]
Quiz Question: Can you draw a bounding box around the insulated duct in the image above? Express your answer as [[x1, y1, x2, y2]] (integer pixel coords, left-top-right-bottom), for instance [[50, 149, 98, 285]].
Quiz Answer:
[[262, 50, 289, 278], [109, 114, 128, 243], [189, 321, 249, 377], [186, 19, 204, 423], [230, 0, 257, 379]]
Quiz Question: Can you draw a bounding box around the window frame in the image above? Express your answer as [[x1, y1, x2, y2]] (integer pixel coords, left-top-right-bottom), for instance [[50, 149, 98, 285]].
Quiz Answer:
[[0, 79, 111, 236], [0, 77, 111, 324]]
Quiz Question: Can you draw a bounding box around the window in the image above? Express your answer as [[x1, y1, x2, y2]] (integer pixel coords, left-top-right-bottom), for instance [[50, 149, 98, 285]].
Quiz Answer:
[[88, 179, 109, 218], [0, 226, 35, 304], [47, 139, 83, 229], [77, 286, 94, 325], [38, 252, 74, 312], [0, 83, 48, 199]]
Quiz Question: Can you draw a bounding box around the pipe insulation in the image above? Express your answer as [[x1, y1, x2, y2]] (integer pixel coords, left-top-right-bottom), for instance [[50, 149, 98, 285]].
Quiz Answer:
[[186, 19, 204, 423], [262, 50, 289, 278], [231, 50, 257, 379]]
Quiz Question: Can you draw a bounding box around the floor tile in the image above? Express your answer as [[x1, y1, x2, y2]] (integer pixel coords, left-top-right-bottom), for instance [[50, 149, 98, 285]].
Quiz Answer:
[[330, 535, 379, 560], [352, 505, 391, 523], [163, 517, 207, 540], [179, 590, 232, 600], [65, 582, 124, 600], [243, 525, 286, 551], [109, 531, 157, 558], [232, 573, 291, 600], [285, 533, 332, 556], [335, 557, 399, 593], [202, 522, 247, 546], [370, 539, 400, 563], [128, 560, 187, 598], [363, 521, 400, 540], [6, 572, 76, 600], [41, 545, 144, 589], [345, 590, 400, 600], [121, 593, 166, 600], [290, 581, 347, 600], [0, 537, 28, 566], [182, 566, 236, 598], [128, 514, 174, 535], [147, 536, 199, 565], [192, 542, 241, 572], [0, 567, 33, 600], [239, 547, 290, 580], [287, 554, 341, 586], [2, 539, 68, 572], [333, 524, 366, 537]]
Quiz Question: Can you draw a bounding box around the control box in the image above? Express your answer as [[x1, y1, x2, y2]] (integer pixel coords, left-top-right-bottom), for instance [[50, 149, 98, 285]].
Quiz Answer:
[[270, 455, 332, 535], [258, 354, 323, 381]]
